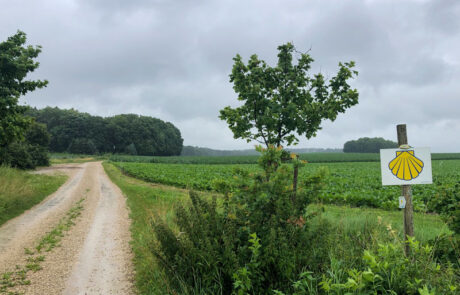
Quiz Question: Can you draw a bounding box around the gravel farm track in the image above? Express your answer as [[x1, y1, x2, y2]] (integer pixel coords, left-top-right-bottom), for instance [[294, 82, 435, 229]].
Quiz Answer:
[[0, 162, 134, 295]]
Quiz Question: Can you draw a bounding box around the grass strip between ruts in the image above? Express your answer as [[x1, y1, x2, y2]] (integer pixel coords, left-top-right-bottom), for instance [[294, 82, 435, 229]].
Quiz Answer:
[[0, 198, 85, 295]]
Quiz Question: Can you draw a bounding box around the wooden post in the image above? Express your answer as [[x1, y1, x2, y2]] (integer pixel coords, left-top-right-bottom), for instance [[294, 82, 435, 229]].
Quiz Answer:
[[397, 124, 414, 254], [292, 155, 299, 204]]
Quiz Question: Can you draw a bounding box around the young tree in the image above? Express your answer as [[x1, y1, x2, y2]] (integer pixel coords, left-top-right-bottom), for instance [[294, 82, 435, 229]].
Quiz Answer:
[[0, 31, 48, 148], [219, 42, 359, 148]]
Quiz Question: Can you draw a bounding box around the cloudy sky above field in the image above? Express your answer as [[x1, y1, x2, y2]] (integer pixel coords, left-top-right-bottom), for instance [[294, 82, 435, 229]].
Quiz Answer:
[[1, 0, 459, 152]]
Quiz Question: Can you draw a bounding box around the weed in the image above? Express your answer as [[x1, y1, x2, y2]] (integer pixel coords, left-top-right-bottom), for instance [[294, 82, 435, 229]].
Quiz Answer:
[[0, 198, 84, 294]]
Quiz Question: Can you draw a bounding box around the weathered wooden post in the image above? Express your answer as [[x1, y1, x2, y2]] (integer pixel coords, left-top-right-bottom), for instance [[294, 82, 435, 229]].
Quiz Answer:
[[380, 125, 432, 256], [397, 124, 414, 254], [292, 154, 299, 204]]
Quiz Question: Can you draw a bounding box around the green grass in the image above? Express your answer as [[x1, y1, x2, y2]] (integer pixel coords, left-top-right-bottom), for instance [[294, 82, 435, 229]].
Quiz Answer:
[[103, 162, 214, 295], [103, 162, 451, 294], [109, 152, 460, 165], [310, 204, 450, 243], [0, 166, 68, 226]]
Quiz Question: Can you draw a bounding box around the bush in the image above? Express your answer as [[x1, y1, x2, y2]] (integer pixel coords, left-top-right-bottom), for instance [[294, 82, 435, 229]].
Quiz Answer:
[[25, 122, 50, 147], [0, 121, 51, 169], [0, 142, 49, 169], [431, 234, 460, 267], [274, 236, 459, 295], [428, 183, 460, 235], [1, 142, 35, 169], [27, 145, 50, 166], [151, 146, 326, 294]]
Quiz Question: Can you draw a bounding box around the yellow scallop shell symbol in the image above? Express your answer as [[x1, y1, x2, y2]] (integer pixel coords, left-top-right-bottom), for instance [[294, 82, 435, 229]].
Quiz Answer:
[[388, 150, 424, 181]]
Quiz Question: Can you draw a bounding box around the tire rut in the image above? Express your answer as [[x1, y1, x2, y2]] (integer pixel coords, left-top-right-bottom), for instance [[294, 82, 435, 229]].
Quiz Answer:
[[0, 162, 134, 295]]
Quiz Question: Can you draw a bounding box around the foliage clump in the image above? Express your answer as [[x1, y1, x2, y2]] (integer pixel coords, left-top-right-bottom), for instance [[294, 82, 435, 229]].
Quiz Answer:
[[220, 42, 359, 147], [151, 146, 326, 294], [275, 236, 459, 295], [0, 31, 50, 169], [1, 121, 50, 169], [427, 183, 460, 235]]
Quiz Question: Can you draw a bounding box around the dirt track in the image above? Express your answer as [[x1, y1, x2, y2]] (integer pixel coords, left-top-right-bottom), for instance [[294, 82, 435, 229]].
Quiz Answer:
[[0, 162, 134, 294]]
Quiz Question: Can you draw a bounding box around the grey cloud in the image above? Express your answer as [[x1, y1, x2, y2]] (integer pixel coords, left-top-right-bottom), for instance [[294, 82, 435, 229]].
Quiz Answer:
[[2, 0, 460, 151], [424, 0, 460, 34]]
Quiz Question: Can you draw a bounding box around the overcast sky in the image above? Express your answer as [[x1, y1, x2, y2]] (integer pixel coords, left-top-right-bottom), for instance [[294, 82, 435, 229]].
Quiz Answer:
[[1, 0, 459, 152]]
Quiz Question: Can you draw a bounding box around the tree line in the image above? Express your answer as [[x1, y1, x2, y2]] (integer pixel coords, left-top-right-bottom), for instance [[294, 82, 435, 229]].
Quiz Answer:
[[27, 107, 183, 156], [343, 137, 398, 153], [1, 31, 183, 169]]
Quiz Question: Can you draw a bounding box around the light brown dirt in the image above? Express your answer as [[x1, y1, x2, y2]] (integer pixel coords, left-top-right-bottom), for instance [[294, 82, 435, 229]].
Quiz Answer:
[[0, 162, 134, 295]]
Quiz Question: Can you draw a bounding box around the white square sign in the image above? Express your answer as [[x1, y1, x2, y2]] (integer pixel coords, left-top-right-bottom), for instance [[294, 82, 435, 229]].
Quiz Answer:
[[380, 147, 432, 186]]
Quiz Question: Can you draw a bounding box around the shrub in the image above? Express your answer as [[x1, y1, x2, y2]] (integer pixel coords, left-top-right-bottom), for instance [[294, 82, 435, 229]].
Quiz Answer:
[[320, 236, 459, 295], [152, 191, 240, 294], [25, 122, 50, 147], [428, 183, 460, 235], [0, 142, 50, 169], [431, 234, 460, 268], [151, 146, 327, 294], [0, 121, 51, 169], [1, 142, 35, 169], [274, 237, 459, 295], [27, 145, 50, 167]]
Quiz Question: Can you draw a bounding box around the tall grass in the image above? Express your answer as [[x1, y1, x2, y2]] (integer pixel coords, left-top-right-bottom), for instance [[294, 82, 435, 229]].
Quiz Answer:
[[103, 162, 216, 294], [310, 204, 450, 243], [0, 166, 67, 226]]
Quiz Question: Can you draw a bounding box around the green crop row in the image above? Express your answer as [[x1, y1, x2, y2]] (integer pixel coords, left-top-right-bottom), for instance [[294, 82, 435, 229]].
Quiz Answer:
[[110, 152, 460, 165], [113, 159, 460, 211]]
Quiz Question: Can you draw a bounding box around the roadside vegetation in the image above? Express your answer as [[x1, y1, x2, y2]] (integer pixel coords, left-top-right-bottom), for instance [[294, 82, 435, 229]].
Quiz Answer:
[[105, 153, 459, 294], [103, 162, 212, 294], [0, 166, 67, 226]]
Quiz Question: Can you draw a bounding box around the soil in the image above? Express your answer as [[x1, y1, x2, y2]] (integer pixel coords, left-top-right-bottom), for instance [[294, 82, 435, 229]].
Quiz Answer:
[[0, 162, 134, 295]]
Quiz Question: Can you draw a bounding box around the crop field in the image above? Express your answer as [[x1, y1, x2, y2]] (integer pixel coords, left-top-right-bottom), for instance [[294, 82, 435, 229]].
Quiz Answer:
[[110, 152, 460, 165], [113, 159, 460, 211]]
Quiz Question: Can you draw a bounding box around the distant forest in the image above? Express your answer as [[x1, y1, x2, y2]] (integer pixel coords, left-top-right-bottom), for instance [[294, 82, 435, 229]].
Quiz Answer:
[[343, 137, 398, 153], [181, 146, 343, 156], [27, 107, 183, 156]]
